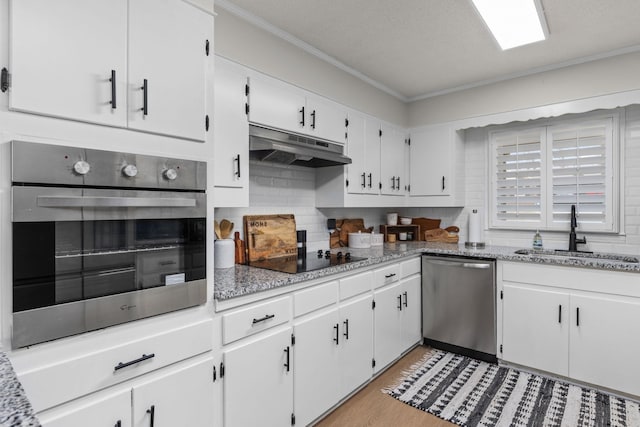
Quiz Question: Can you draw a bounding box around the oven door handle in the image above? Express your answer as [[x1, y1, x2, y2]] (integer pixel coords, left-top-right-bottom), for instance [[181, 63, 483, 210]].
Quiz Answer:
[[37, 196, 197, 208]]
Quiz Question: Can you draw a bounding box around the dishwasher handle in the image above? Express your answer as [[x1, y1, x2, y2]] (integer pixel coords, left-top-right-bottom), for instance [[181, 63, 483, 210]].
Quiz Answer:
[[425, 259, 492, 269]]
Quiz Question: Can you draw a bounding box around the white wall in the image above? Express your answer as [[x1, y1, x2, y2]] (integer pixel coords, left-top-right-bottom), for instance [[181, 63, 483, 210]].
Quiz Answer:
[[214, 7, 407, 126], [453, 106, 640, 255], [215, 161, 461, 252], [408, 51, 640, 127]]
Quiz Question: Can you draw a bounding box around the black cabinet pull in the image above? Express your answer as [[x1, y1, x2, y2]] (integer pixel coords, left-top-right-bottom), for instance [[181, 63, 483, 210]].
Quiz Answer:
[[109, 70, 117, 109], [403, 291, 408, 307], [368, 173, 372, 188], [442, 176, 445, 191], [361, 173, 366, 187], [213, 365, 217, 382], [140, 79, 148, 116], [115, 421, 121, 427], [576, 307, 580, 326], [114, 353, 155, 371], [333, 323, 339, 345], [397, 295, 403, 311], [310, 110, 316, 129], [558, 305, 562, 323], [397, 177, 400, 191], [343, 319, 349, 340], [235, 154, 241, 178], [391, 176, 396, 190], [252, 314, 275, 324], [385, 273, 396, 279], [146, 405, 155, 427], [284, 346, 290, 372], [299, 106, 305, 126]]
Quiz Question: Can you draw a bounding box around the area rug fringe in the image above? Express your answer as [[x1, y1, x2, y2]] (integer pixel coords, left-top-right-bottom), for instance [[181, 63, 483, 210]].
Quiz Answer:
[[383, 349, 640, 427], [381, 348, 437, 394]]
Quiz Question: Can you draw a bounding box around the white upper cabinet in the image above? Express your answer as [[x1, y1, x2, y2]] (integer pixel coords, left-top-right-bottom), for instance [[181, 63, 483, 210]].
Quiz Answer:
[[363, 117, 382, 195], [248, 72, 347, 144], [128, 0, 212, 141], [345, 111, 380, 195], [408, 123, 465, 206], [213, 56, 249, 207], [9, 0, 128, 127], [380, 123, 407, 196], [9, 0, 212, 141]]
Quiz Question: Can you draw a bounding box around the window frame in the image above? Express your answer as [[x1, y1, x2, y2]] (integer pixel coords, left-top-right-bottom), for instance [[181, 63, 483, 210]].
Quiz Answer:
[[488, 110, 621, 233]]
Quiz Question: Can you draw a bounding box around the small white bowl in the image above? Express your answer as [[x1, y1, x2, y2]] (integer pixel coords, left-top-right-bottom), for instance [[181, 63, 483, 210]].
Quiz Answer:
[[399, 217, 412, 225]]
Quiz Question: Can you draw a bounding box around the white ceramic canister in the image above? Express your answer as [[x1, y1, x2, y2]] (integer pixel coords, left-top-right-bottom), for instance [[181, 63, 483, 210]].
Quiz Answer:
[[370, 233, 384, 246], [348, 231, 372, 249], [214, 239, 235, 269], [386, 212, 398, 226]]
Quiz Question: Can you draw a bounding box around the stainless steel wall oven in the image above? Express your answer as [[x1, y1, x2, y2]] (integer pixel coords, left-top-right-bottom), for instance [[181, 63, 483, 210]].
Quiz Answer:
[[11, 141, 207, 348]]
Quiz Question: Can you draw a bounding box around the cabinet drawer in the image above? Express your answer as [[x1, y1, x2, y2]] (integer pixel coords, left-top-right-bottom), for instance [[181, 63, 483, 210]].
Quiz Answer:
[[401, 257, 421, 278], [16, 318, 212, 412], [340, 271, 374, 300], [294, 281, 338, 317], [374, 264, 400, 289], [223, 296, 291, 344]]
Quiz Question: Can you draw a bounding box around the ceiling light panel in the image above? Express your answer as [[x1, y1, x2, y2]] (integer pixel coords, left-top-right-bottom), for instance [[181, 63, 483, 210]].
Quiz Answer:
[[471, 0, 548, 50]]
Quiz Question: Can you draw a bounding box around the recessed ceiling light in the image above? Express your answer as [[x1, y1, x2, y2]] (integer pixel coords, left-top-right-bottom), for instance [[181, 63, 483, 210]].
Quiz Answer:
[[471, 0, 548, 50]]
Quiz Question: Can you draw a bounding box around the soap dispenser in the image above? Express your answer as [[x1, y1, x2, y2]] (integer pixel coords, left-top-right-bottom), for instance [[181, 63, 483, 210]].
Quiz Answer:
[[533, 230, 543, 250]]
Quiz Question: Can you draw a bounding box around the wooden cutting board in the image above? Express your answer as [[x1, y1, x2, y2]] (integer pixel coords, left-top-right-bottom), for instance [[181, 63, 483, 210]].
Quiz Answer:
[[244, 214, 298, 262]]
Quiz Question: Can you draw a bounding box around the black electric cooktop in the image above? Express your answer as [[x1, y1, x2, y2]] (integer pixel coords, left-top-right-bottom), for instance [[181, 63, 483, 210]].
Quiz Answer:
[[248, 250, 364, 274]]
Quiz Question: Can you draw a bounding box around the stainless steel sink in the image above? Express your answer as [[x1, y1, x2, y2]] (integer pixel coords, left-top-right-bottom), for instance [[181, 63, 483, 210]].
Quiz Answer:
[[514, 249, 639, 264]]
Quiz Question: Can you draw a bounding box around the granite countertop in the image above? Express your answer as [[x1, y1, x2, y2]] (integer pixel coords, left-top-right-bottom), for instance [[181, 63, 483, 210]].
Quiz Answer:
[[214, 242, 640, 301], [0, 352, 39, 427]]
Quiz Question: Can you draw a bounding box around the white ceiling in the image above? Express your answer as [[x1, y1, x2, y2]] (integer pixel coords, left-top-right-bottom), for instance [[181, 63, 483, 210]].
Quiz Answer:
[[216, 0, 640, 102]]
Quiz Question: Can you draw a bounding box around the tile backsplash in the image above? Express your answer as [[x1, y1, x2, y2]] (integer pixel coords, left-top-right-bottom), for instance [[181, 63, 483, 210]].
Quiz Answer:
[[214, 161, 462, 252]]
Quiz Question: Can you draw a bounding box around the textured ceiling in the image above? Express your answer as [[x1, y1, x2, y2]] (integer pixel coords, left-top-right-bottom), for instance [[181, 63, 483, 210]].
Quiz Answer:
[[217, 0, 640, 101]]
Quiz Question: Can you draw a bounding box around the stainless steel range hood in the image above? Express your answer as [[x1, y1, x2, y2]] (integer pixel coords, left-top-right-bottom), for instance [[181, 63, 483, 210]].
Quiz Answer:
[[249, 125, 351, 168]]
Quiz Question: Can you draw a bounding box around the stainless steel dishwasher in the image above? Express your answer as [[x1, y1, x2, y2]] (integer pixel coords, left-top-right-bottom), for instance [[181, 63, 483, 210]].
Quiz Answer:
[[422, 255, 497, 363]]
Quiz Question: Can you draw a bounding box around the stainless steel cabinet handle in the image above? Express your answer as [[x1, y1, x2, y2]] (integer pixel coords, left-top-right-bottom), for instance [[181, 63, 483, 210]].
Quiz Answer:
[[37, 196, 196, 208]]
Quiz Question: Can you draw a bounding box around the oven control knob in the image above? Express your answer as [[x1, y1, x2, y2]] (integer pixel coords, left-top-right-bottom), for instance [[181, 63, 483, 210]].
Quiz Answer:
[[122, 164, 138, 178], [73, 160, 91, 175], [163, 168, 178, 181]]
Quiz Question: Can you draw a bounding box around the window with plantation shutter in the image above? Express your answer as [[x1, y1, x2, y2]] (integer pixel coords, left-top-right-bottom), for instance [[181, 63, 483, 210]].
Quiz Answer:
[[492, 128, 545, 227], [490, 113, 618, 232], [548, 119, 614, 231]]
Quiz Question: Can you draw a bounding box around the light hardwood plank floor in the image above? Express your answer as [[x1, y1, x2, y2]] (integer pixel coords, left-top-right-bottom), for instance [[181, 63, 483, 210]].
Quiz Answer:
[[315, 346, 455, 427]]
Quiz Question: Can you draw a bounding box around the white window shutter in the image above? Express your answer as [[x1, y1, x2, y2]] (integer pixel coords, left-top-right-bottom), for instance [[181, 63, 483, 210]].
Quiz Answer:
[[491, 128, 545, 228], [548, 118, 614, 231]]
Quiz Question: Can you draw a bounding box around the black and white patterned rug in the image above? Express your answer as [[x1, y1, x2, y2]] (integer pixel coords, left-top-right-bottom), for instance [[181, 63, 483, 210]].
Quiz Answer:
[[384, 349, 640, 427]]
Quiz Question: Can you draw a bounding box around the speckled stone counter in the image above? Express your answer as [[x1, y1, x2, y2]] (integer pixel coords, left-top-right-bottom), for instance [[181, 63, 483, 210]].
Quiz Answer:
[[0, 352, 39, 427], [214, 242, 640, 301]]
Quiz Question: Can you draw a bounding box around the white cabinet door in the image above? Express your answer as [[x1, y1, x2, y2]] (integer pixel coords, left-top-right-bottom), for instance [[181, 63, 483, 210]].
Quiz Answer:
[[374, 282, 403, 372], [409, 125, 452, 196], [128, 0, 211, 141], [214, 56, 249, 206], [380, 124, 406, 196], [223, 328, 293, 427], [9, 0, 127, 126], [37, 388, 131, 427], [306, 95, 347, 144], [502, 284, 569, 377], [132, 355, 214, 427], [248, 73, 306, 134], [400, 275, 422, 350], [346, 111, 367, 195], [363, 117, 381, 195], [570, 294, 640, 396], [294, 308, 341, 427], [339, 294, 374, 397]]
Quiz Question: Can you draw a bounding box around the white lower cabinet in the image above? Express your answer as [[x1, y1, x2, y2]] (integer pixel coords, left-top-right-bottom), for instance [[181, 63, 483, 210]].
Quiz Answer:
[[499, 261, 640, 397], [37, 354, 214, 427], [502, 284, 569, 376], [293, 293, 373, 427], [373, 274, 421, 373], [222, 327, 294, 427]]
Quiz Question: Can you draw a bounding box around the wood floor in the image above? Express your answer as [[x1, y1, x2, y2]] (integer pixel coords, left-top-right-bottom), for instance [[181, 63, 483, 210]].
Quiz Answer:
[[315, 346, 455, 427]]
